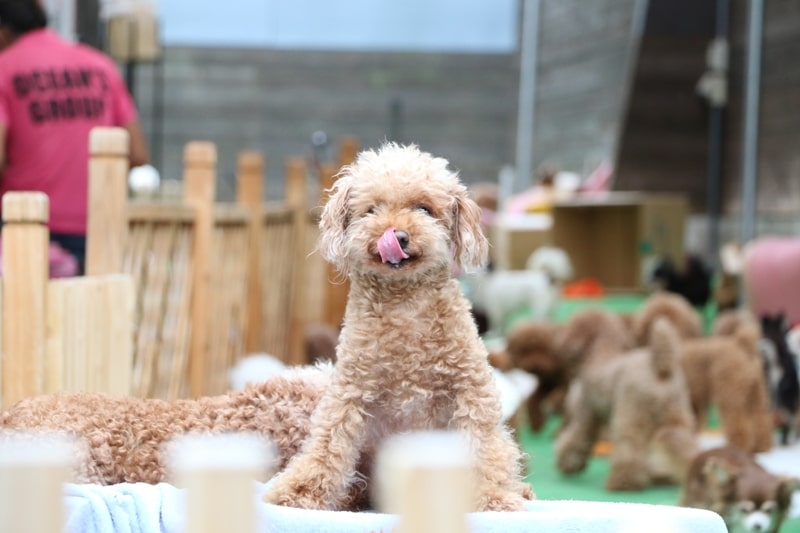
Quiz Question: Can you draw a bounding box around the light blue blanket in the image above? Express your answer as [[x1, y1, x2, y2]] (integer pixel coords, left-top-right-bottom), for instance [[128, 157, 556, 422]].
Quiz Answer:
[[65, 481, 727, 533]]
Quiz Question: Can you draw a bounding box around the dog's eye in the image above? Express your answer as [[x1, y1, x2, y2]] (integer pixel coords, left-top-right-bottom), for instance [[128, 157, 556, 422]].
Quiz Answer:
[[737, 501, 755, 513], [366, 207, 376, 215], [761, 501, 776, 512], [417, 205, 433, 216]]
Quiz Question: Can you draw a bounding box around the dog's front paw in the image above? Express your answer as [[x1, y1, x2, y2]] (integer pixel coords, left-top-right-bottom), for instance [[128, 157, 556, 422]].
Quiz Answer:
[[481, 491, 527, 512], [556, 446, 589, 475], [605, 460, 650, 491], [262, 473, 330, 510]]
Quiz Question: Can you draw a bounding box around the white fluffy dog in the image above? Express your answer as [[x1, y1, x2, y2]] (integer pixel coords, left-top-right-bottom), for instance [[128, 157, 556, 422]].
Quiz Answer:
[[472, 246, 573, 335]]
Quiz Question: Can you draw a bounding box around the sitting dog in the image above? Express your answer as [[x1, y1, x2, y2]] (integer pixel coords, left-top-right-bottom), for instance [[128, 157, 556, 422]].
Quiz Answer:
[[555, 309, 697, 491], [680, 445, 799, 533], [1, 365, 330, 484], [473, 246, 573, 335], [263, 143, 533, 512]]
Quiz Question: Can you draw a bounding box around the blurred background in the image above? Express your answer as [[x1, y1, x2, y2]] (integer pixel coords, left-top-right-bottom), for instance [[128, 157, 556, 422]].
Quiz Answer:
[[45, 0, 800, 263]]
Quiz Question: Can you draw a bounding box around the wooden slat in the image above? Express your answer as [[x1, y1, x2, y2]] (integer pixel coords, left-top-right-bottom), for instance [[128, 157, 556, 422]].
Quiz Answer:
[[183, 141, 217, 397], [165, 226, 194, 399], [285, 156, 309, 365], [237, 151, 266, 354], [86, 127, 130, 276]]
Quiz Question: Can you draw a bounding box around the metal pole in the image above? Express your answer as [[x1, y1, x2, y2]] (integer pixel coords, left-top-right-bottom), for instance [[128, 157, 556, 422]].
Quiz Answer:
[[707, 0, 729, 268], [513, 0, 540, 197], [741, 0, 763, 243]]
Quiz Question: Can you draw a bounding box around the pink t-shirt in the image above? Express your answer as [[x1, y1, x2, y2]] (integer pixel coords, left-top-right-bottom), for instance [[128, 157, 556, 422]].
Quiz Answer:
[[0, 29, 137, 234]]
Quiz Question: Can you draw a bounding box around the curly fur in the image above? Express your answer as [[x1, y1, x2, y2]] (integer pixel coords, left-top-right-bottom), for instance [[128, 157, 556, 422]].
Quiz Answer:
[[640, 300, 774, 453], [264, 143, 532, 512], [555, 312, 697, 491], [0, 365, 330, 484], [633, 292, 704, 344]]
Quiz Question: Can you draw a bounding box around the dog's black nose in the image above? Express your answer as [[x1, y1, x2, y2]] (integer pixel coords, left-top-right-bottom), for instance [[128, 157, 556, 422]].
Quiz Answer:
[[394, 230, 409, 250]]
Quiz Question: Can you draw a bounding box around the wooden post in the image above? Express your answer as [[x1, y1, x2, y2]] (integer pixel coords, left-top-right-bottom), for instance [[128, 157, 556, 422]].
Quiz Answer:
[[237, 151, 265, 354], [183, 142, 216, 397], [337, 135, 360, 169], [286, 157, 308, 366], [376, 431, 476, 533], [86, 126, 130, 276], [1, 193, 49, 407], [0, 433, 75, 532], [319, 162, 348, 330], [168, 433, 274, 533]]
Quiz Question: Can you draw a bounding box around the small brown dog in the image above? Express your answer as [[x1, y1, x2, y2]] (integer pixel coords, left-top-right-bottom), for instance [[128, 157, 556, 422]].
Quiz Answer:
[[503, 320, 571, 432], [263, 143, 533, 512], [681, 446, 799, 533], [555, 309, 697, 491], [636, 293, 774, 453]]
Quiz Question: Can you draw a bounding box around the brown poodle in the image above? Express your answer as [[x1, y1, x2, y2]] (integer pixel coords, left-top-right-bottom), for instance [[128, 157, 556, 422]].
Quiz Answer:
[[263, 143, 533, 512], [0, 365, 329, 484], [635, 294, 773, 452], [555, 310, 697, 491], [503, 320, 571, 432], [632, 291, 704, 344]]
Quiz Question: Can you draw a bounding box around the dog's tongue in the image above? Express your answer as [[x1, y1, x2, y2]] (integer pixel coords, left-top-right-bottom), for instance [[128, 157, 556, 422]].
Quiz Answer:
[[378, 227, 409, 264]]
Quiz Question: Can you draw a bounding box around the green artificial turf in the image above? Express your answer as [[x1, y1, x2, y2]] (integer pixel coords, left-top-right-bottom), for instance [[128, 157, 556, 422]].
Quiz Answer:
[[516, 415, 800, 532], [505, 294, 800, 532]]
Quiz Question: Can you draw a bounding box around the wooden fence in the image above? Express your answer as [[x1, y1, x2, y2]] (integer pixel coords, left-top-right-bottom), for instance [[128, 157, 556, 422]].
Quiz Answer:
[[0, 193, 134, 409], [85, 127, 358, 399]]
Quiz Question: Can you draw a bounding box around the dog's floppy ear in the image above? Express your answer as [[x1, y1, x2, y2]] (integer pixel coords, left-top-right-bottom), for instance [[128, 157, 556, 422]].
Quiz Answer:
[[318, 173, 353, 269], [451, 187, 489, 272]]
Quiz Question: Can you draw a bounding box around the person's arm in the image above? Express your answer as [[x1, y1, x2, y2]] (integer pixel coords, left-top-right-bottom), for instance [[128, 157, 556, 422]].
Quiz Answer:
[[123, 119, 149, 168]]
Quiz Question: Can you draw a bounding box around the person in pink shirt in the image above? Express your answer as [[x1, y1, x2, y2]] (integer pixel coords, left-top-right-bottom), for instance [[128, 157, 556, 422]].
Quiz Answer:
[[0, 0, 148, 274]]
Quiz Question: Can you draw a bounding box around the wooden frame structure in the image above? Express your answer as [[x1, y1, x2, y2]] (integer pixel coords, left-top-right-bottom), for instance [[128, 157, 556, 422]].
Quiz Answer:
[[0, 192, 134, 409], [85, 127, 358, 399]]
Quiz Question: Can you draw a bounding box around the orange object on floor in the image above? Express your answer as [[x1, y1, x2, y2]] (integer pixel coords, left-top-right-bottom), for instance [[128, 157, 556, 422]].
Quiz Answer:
[[563, 278, 605, 298]]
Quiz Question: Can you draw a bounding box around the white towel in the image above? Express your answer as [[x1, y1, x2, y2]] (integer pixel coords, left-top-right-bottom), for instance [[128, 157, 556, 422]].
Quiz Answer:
[[63, 481, 727, 533]]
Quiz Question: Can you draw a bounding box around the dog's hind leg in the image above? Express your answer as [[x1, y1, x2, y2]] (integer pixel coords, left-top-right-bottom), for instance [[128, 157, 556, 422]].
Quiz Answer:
[[606, 412, 652, 491]]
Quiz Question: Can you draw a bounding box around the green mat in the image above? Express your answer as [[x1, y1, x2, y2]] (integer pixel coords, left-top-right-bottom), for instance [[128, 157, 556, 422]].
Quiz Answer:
[[516, 396, 800, 532], [503, 294, 800, 531]]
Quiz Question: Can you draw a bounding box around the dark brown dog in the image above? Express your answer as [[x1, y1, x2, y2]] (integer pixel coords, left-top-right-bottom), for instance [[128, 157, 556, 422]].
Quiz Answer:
[[680, 446, 799, 533], [503, 320, 570, 432]]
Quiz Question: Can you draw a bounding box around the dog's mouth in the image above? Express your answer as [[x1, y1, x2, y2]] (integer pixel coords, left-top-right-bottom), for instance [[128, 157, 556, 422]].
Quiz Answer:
[[376, 227, 417, 268]]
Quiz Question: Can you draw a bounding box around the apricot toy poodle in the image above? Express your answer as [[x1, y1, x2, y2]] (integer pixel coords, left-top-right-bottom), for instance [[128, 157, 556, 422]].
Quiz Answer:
[[556, 310, 698, 491], [263, 143, 533, 512], [1, 365, 330, 484]]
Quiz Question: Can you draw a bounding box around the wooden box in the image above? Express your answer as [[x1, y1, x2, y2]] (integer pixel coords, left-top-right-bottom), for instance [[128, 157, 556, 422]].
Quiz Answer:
[[550, 192, 687, 292]]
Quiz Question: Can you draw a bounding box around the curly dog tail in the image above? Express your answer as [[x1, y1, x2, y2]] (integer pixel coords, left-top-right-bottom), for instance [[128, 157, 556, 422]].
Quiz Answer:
[[648, 317, 681, 379]]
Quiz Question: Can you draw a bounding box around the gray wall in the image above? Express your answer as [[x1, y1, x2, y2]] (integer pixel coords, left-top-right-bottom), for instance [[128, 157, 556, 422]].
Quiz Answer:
[[133, 49, 519, 202], [130, 0, 799, 222]]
